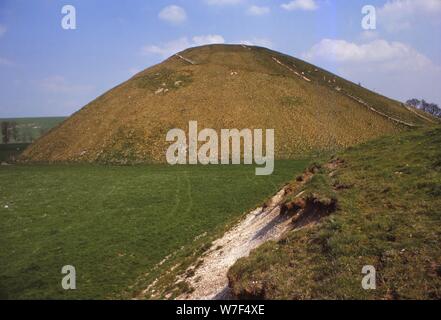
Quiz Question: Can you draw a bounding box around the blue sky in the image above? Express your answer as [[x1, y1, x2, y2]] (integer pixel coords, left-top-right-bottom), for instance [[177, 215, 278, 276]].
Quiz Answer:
[[0, 0, 440, 117]]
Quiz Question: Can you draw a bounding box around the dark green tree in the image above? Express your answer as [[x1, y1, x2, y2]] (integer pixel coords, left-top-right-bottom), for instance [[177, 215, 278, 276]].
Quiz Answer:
[[1, 121, 11, 144]]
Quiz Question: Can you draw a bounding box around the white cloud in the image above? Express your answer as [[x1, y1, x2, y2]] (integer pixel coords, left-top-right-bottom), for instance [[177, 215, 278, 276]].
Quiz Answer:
[[205, 0, 243, 5], [378, 0, 441, 32], [239, 38, 274, 48], [0, 25, 6, 37], [303, 38, 441, 106], [39, 76, 93, 94], [192, 34, 226, 46], [143, 38, 190, 57], [158, 5, 187, 25], [246, 5, 270, 16], [281, 0, 318, 11], [358, 30, 380, 41], [142, 35, 225, 57], [303, 39, 433, 71]]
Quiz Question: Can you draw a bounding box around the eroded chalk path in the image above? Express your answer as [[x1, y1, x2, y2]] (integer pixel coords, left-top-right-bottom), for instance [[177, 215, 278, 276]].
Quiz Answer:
[[176, 187, 293, 300]]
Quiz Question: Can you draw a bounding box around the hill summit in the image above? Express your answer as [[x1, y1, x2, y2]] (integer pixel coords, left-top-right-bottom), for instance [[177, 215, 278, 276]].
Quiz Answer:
[[21, 44, 437, 163]]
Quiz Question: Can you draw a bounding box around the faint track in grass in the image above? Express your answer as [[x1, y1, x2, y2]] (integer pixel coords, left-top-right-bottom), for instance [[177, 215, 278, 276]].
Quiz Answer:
[[184, 171, 193, 216], [169, 175, 182, 218]]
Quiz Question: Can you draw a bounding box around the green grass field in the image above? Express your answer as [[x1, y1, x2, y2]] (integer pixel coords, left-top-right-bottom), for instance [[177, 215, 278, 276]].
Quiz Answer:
[[0, 160, 309, 299]]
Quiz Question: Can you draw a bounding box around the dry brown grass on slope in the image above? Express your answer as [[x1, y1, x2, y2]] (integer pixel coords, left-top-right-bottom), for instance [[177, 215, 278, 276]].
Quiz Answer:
[[20, 44, 436, 164]]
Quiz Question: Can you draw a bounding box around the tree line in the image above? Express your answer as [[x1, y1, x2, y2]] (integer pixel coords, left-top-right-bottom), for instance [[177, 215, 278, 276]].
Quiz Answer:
[[1, 121, 19, 144], [406, 99, 441, 118], [0, 121, 47, 144]]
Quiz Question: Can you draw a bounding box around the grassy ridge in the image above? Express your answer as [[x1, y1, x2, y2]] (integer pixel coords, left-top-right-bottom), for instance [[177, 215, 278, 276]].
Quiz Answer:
[[228, 127, 441, 299], [0, 160, 309, 299]]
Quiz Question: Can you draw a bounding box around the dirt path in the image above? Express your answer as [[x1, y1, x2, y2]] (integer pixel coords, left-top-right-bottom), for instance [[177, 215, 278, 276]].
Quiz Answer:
[[175, 54, 196, 65], [403, 104, 438, 124], [176, 186, 293, 300]]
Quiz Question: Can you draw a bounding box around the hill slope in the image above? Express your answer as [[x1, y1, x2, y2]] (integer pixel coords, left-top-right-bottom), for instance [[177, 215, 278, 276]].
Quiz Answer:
[[20, 45, 438, 163], [228, 126, 441, 299]]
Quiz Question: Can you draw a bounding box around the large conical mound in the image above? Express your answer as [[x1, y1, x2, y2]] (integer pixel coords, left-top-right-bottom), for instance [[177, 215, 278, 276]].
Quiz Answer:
[[20, 44, 437, 164]]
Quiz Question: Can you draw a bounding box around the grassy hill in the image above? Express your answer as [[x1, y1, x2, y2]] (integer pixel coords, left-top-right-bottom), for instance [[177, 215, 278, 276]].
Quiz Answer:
[[228, 126, 441, 299], [20, 44, 438, 164]]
